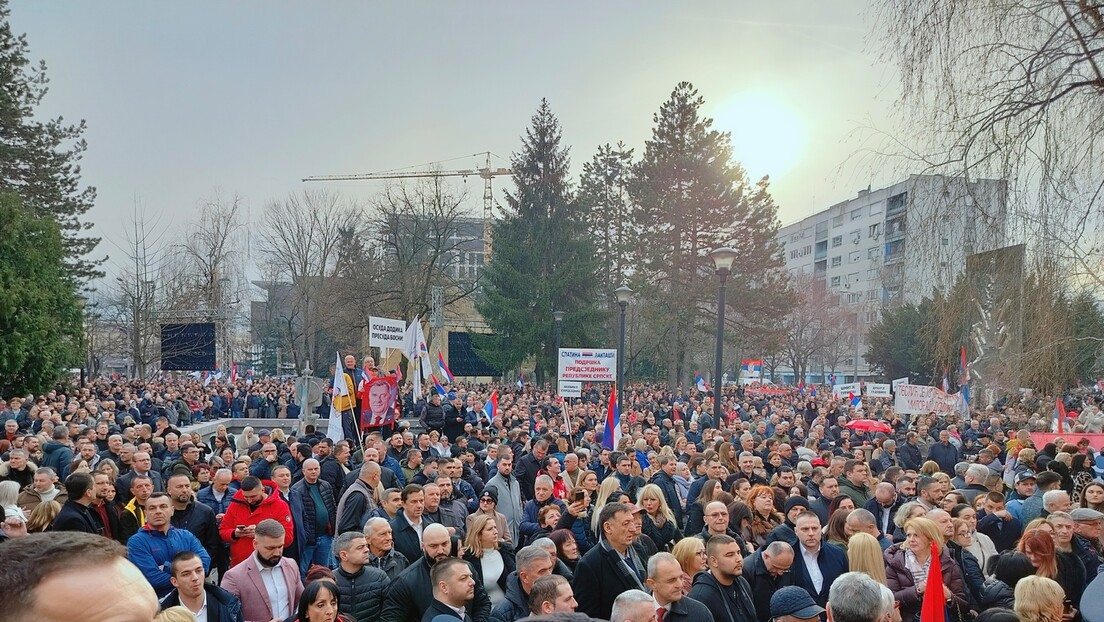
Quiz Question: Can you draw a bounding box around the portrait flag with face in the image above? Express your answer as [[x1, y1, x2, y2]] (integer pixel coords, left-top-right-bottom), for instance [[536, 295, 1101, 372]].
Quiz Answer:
[[359, 375, 399, 429]]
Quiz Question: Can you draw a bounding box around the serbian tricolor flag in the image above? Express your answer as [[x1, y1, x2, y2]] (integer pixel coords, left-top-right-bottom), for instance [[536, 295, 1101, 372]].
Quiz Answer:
[[959, 346, 971, 405], [920, 541, 946, 622], [695, 372, 709, 392], [798, 380, 805, 395], [437, 352, 455, 383], [849, 392, 863, 410], [603, 385, 622, 450], [230, 364, 238, 383], [482, 391, 498, 422], [432, 375, 447, 397], [1056, 397, 1068, 433], [517, 373, 524, 388]]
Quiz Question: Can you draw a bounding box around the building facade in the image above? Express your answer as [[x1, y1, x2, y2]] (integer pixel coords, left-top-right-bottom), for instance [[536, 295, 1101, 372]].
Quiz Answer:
[[774, 174, 1008, 383]]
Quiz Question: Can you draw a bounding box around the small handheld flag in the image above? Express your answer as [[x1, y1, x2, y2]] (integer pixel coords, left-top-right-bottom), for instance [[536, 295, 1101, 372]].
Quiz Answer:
[[332, 352, 349, 396], [1056, 397, 1068, 433], [695, 372, 709, 392], [482, 391, 498, 423], [849, 392, 863, 410], [603, 385, 622, 451], [432, 375, 447, 397], [437, 352, 455, 384], [919, 542, 945, 622]]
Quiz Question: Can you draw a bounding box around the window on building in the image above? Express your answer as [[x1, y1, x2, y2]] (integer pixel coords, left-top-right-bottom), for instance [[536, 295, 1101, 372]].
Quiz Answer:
[[851, 208, 863, 220], [869, 203, 883, 216], [789, 250, 798, 260], [831, 256, 842, 267], [846, 292, 861, 304], [865, 311, 879, 323], [831, 235, 842, 247], [848, 272, 860, 283], [869, 223, 881, 238], [833, 214, 844, 227], [850, 230, 861, 244], [830, 276, 841, 286], [867, 247, 880, 259]]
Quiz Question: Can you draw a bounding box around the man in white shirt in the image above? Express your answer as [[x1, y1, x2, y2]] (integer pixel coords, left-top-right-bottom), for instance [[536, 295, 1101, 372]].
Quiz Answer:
[[163, 550, 244, 622], [220, 519, 303, 622]]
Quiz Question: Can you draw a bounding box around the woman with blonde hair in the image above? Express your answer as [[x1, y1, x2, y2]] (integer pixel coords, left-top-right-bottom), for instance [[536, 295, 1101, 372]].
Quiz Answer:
[[884, 517, 969, 622], [25, 499, 61, 532], [1013, 575, 1066, 622], [638, 483, 681, 551], [920, 461, 941, 476], [591, 476, 623, 534], [847, 531, 887, 584], [461, 513, 516, 606], [671, 535, 708, 596]]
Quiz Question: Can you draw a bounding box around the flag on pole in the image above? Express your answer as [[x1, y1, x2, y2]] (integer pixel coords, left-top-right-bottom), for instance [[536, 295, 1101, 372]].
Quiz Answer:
[[959, 346, 971, 406], [919, 542, 946, 622], [849, 392, 863, 410], [432, 375, 447, 397], [326, 402, 344, 442], [517, 373, 524, 389], [482, 391, 498, 423], [332, 351, 349, 397], [603, 385, 621, 450], [695, 372, 709, 392], [437, 352, 455, 383], [203, 371, 211, 387], [402, 317, 427, 398], [188, 371, 202, 380], [230, 364, 238, 384], [798, 380, 805, 395], [1056, 397, 1068, 433]]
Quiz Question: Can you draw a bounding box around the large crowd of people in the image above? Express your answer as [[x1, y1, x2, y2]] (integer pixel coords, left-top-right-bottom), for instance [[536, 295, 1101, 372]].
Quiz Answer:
[[2, 360, 1104, 622]]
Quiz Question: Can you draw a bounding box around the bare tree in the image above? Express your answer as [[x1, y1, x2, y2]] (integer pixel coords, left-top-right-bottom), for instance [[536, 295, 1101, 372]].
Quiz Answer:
[[781, 275, 852, 382], [255, 190, 357, 370]]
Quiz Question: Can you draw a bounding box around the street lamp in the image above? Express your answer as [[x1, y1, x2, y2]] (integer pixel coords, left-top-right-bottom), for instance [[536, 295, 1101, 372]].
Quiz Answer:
[[552, 310, 564, 388], [614, 286, 633, 412], [710, 247, 738, 429], [76, 294, 88, 387]]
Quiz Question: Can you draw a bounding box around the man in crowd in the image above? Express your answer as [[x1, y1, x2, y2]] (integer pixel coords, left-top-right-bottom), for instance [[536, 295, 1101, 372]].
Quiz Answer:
[[770, 586, 824, 622], [332, 531, 390, 622], [392, 483, 429, 564], [489, 545, 555, 622], [219, 475, 295, 567], [609, 590, 656, 622], [198, 468, 236, 518], [485, 450, 523, 544], [338, 460, 383, 534], [790, 511, 848, 607], [166, 472, 223, 577], [527, 575, 578, 616], [119, 473, 155, 542], [290, 457, 337, 573], [686, 534, 757, 622], [837, 460, 871, 506], [862, 482, 899, 539], [424, 557, 478, 622], [221, 519, 304, 622], [573, 502, 648, 619], [520, 475, 565, 542], [380, 523, 492, 622], [117, 451, 164, 502], [365, 515, 409, 580], [51, 471, 102, 533], [127, 491, 211, 597], [743, 541, 795, 621], [161, 551, 244, 622], [825, 572, 885, 622], [16, 466, 67, 515], [647, 551, 714, 622], [0, 448, 36, 490]]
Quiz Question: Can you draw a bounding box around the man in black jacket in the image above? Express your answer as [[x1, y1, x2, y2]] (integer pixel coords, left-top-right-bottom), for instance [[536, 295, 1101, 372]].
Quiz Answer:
[[514, 440, 548, 502], [573, 502, 648, 620], [52, 472, 103, 534], [649, 456, 683, 527], [333, 531, 390, 622], [489, 546, 555, 622], [687, 534, 758, 622], [380, 524, 491, 622], [742, 542, 794, 622], [391, 484, 428, 563], [164, 551, 243, 622]]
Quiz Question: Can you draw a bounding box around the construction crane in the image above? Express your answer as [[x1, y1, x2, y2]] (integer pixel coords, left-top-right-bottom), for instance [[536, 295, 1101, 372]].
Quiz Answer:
[[303, 152, 511, 256]]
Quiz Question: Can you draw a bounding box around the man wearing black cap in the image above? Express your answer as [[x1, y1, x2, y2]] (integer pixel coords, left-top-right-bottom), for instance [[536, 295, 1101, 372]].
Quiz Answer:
[[770, 585, 824, 622], [765, 498, 808, 548]]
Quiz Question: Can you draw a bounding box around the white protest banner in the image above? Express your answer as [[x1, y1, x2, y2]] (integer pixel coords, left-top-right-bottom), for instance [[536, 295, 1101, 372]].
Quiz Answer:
[[867, 383, 892, 398], [558, 348, 617, 382], [833, 382, 861, 397], [558, 381, 582, 398], [894, 384, 957, 415], [369, 316, 407, 348], [892, 377, 909, 390]]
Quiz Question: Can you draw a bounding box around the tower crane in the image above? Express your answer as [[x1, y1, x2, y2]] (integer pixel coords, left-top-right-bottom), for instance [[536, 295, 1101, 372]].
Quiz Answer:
[[303, 151, 511, 256]]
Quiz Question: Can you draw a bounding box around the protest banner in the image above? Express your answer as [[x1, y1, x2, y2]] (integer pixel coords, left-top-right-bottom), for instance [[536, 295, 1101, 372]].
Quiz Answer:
[[867, 383, 892, 398], [369, 316, 406, 348], [558, 348, 617, 382], [894, 384, 957, 415], [559, 381, 582, 398], [892, 377, 909, 390], [833, 382, 861, 397]]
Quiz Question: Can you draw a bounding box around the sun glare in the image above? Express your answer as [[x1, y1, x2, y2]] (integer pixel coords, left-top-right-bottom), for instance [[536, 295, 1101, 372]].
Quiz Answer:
[[709, 92, 807, 183]]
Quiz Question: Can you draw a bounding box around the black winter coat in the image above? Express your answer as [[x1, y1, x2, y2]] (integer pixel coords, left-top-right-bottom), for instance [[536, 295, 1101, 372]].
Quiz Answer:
[[979, 579, 1015, 610], [162, 584, 243, 622], [291, 478, 336, 545], [948, 541, 985, 609], [488, 572, 528, 622], [51, 500, 103, 534], [335, 564, 390, 622], [464, 546, 516, 594], [686, 571, 757, 622], [380, 557, 491, 622]]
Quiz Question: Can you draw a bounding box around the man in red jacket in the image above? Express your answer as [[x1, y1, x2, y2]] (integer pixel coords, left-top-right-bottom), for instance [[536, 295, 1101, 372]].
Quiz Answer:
[[219, 475, 295, 567]]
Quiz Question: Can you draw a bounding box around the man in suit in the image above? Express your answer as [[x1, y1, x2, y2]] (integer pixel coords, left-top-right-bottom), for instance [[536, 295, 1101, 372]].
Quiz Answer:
[[380, 524, 492, 622], [51, 472, 103, 534], [221, 518, 304, 622], [572, 502, 648, 620], [391, 484, 428, 563], [163, 551, 244, 622], [422, 557, 477, 622], [116, 451, 164, 503], [790, 512, 848, 608], [647, 552, 714, 622]]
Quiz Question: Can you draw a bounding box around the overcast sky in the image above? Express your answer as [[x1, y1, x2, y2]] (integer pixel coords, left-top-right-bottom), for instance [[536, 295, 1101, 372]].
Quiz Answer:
[[11, 1, 903, 281]]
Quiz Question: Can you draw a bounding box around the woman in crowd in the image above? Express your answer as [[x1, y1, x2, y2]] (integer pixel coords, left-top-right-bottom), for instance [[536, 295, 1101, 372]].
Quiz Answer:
[[847, 531, 887, 584], [237, 426, 258, 454], [920, 461, 941, 477], [293, 579, 341, 622], [95, 459, 119, 484], [590, 477, 623, 535], [829, 494, 855, 515], [191, 464, 212, 492], [525, 504, 561, 546], [1070, 454, 1096, 505], [892, 502, 927, 543], [885, 516, 969, 622], [25, 499, 60, 533], [1013, 575, 1066, 622], [671, 536, 708, 596], [948, 518, 986, 611], [951, 503, 997, 573], [943, 491, 967, 513], [745, 485, 782, 549], [462, 514, 516, 607], [548, 529, 580, 575], [638, 483, 681, 551], [980, 551, 1036, 609], [1048, 456, 1074, 496], [1018, 528, 1086, 608], [1080, 481, 1104, 512], [0, 481, 26, 522], [825, 509, 851, 550]]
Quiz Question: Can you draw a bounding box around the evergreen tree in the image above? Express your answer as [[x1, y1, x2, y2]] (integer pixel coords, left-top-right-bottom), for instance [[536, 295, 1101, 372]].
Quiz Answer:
[[0, 1, 101, 281], [630, 82, 789, 385], [864, 299, 937, 382], [577, 142, 634, 344], [1068, 291, 1104, 384], [0, 192, 82, 395], [476, 100, 602, 383]]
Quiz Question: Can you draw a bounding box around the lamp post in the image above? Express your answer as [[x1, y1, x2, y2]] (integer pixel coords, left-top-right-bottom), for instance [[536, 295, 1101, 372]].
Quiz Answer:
[[76, 294, 88, 387], [710, 247, 738, 429], [614, 286, 633, 412], [552, 310, 564, 390]]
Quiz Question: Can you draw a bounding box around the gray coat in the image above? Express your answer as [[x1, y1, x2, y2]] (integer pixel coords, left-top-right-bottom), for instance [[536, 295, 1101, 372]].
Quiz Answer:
[[485, 472, 523, 544]]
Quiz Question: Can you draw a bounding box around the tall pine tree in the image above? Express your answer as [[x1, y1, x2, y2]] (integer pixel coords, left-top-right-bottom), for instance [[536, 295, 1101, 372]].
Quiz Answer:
[[0, 1, 101, 282], [631, 82, 789, 386], [476, 100, 602, 383]]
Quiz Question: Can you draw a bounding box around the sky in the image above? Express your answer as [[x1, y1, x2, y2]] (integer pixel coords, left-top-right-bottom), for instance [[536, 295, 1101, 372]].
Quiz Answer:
[[10, 1, 903, 282]]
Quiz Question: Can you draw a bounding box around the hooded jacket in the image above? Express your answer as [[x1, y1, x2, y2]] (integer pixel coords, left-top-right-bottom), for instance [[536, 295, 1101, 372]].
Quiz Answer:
[[488, 571, 529, 622], [686, 570, 757, 622], [40, 440, 74, 480], [219, 481, 295, 567]]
